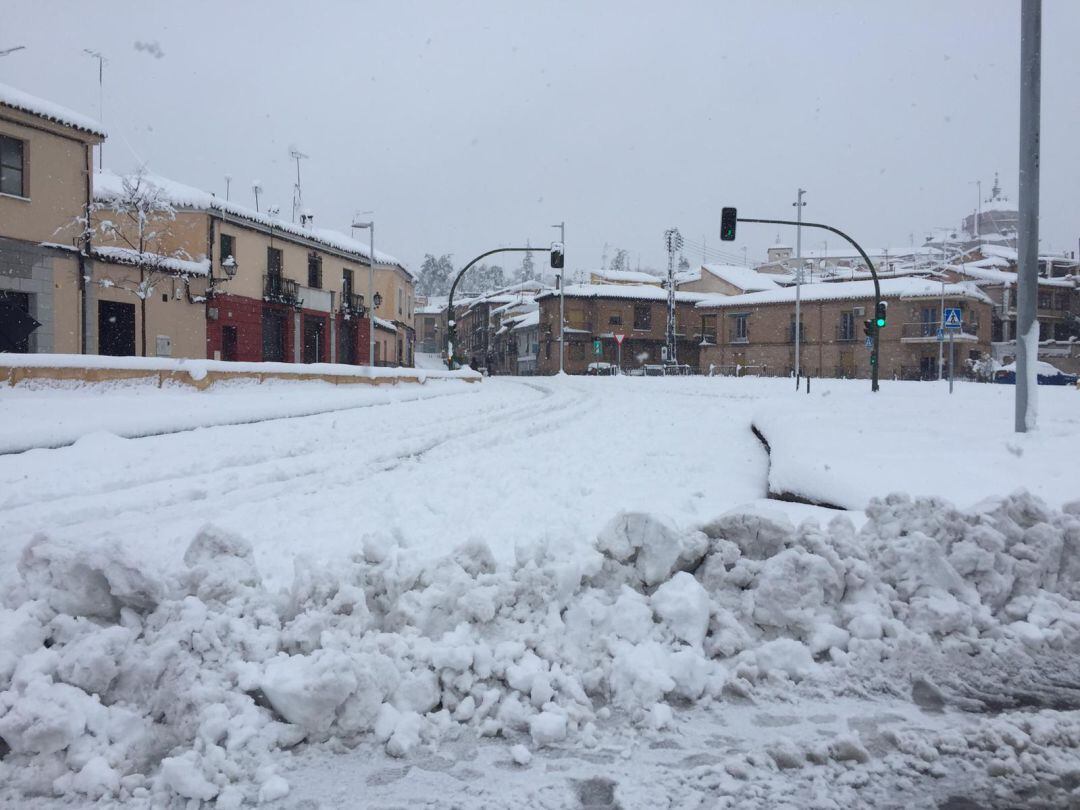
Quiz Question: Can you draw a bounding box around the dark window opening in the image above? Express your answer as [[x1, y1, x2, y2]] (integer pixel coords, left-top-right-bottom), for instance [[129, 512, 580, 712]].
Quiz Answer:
[[221, 325, 238, 361], [609, 314, 622, 326], [261, 308, 287, 362], [343, 268, 354, 297], [267, 247, 283, 278], [220, 233, 236, 266], [308, 253, 323, 289], [633, 304, 651, 330], [0, 135, 25, 197]]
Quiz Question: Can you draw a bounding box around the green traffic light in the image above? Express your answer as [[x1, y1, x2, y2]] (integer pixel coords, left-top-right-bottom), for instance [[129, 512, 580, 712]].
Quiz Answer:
[[875, 317, 886, 328]]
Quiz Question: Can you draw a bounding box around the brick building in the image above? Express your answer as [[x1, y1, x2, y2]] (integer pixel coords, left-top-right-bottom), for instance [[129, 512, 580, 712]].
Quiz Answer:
[[535, 284, 707, 375], [696, 278, 994, 380]]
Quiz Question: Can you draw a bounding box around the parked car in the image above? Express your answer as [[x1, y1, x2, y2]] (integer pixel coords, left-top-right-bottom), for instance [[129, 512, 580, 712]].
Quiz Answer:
[[586, 362, 617, 376], [994, 360, 1078, 386]]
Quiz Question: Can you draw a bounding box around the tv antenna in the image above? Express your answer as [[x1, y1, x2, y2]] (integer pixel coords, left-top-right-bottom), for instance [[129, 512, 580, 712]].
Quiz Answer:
[[289, 147, 309, 223]]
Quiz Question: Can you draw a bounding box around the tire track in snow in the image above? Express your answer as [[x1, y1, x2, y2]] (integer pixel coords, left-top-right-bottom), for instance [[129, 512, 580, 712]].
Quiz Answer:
[[0, 380, 576, 544]]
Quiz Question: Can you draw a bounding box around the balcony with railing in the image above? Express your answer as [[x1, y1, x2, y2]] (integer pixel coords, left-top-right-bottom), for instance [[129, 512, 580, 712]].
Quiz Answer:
[[696, 329, 718, 345], [341, 291, 366, 317], [900, 320, 979, 342], [264, 274, 300, 306]]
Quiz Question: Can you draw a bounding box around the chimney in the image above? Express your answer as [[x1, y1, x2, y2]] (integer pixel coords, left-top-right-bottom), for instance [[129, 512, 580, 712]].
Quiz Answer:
[[300, 211, 314, 229]]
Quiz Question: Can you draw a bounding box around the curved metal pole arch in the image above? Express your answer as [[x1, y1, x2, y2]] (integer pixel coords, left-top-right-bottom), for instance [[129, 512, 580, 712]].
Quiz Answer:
[[738, 217, 882, 392], [445, 247, 539, 370]]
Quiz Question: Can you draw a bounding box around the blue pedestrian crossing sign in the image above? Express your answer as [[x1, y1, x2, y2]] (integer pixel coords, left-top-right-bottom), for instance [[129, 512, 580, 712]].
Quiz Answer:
[[943, 308, 962, 330], [864, 336, 873, 349]]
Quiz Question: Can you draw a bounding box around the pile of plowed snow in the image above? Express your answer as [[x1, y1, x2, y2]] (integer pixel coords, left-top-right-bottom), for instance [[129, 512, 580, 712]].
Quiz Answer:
[[1, 492, 1079, 806]]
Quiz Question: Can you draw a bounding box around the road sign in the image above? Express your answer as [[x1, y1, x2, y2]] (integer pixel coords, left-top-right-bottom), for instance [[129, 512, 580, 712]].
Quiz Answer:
[[593, 339, 602, 356], [936, 327, 944, 341], [864, 336, 873, 349], [614, 334, 625, 346], [943, 307, 962, 330]]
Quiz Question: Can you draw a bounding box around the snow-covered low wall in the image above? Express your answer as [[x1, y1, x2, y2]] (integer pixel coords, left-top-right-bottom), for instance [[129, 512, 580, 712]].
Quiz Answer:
[[0, 354, 480, 390], [2, 492, 1079, 805]]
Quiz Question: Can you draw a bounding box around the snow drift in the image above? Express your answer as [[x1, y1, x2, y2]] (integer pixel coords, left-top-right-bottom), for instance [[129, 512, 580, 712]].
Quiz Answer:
[[1, 492, 1079, 805]]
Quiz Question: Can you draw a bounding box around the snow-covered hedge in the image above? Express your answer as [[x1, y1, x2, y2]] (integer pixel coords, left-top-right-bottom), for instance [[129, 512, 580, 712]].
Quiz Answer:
[[1, 492, 1079, 805]]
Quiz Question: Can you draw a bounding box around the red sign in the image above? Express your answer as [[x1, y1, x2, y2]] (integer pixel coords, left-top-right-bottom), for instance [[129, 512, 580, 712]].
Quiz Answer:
[[614, 334, 625, 345]]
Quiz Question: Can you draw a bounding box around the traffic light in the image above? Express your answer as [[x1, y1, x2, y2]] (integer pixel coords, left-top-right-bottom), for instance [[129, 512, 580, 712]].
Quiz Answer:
[[550, 242, 564, 269], [720, 207, 737, 241], [593, 339, 601, 356], [863, 319, 874, 338], [875, 301, 888, 328]]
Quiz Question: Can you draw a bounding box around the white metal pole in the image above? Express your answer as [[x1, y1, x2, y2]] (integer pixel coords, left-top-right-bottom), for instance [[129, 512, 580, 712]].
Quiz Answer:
[[368, 225, 376, 366], [555, 221, 565, 374], [793, 188, 805, 387], [1016, 0, 1041, 432], [939, 237, 947, 380], [948, 327, 955, 394]]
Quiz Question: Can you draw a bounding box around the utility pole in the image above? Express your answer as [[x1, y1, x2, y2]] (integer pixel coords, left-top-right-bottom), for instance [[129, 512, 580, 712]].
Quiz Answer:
[[939, 233, 948, 380], [83, 49, 106, 170], [793, 189, 806, 387], [1016, 0, 1041, 432], [971, 179, 983, 238], [664, 228, 683, 365], [553, 222, 565, 373]]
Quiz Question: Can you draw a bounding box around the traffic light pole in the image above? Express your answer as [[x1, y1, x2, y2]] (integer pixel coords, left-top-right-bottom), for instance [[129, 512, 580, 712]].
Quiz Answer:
[[737, 217, 882, 392], [445, 247, 540, 370]]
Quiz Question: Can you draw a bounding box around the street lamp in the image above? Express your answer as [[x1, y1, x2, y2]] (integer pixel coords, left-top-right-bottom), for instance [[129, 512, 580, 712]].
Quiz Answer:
[[351, 220, 377, 366]]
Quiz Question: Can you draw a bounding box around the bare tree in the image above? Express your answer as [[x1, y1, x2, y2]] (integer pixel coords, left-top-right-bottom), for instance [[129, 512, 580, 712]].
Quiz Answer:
[[79, 168, 196, 356]]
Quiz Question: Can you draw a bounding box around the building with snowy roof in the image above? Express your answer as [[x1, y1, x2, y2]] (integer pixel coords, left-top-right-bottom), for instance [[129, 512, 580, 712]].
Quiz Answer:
[[588, 268, 662, 286], [695, 278, 994, 381], [533, 283, 709, 374], [0, 82, 120, 356], [676, 264, 781, 295], [92, 168, 416, 367]]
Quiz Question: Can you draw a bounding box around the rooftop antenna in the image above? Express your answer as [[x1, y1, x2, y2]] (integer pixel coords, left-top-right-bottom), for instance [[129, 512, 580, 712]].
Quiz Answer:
[[289, 147, 309, 223], [351, 210, 374, 239], [83, 48, 107, 170], [252, 181, 263, 213], [224, 174, 233, 202]]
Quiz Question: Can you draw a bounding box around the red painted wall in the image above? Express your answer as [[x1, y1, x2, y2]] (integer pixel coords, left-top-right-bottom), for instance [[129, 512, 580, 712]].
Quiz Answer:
[[206, 294, 372, 365]]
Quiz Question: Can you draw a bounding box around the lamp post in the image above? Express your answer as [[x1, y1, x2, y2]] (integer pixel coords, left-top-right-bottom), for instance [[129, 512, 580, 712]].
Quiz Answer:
[[351, 220, 376, 366]]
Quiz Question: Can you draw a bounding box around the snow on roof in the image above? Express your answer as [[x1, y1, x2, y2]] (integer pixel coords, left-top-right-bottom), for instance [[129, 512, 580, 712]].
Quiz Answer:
[[511, 310, 540, 330], [536, 283, 708, 303], [997, 359, 1071, 376], [952, 262, 1074, 288], [695, 277, 993, 309], [416, 303, 447, 315], [0, 81, 106, 138], [374, 316, 397, 332], [94, 170, 410, 276], [978, 244, 1018, 262], [592, 269, 662, 284], [699, 264, 780, 292], [90, 245, 210, 277]]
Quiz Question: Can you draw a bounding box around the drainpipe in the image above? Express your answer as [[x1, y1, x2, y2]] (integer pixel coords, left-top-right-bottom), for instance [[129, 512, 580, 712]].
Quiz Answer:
[[80, 142, 93, 354]]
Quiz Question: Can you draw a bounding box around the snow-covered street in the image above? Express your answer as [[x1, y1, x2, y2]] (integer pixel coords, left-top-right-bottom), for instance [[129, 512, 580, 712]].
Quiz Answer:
[[2, 375, 1079, 808]]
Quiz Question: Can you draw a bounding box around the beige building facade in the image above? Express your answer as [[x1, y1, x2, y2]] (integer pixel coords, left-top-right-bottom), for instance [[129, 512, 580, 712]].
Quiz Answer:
[[697, 280, 993, 380], [0, 87, 103, 354]]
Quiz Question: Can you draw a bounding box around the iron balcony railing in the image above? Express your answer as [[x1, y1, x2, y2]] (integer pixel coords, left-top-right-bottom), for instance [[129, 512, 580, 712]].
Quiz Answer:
[[341, 291, 366, 316], [264, 274, 300, 305], [901, 320, 979, 339]]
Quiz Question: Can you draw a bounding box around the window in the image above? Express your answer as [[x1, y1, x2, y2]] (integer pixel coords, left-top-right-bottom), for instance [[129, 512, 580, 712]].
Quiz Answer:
[[788, 314, 805, 343], [839, 311, 855, 341], [219, 233, 236, 266], [1038, 292, 1052, 310], [732, 313, 748, 343], [267, 246, 283, 277], [609, 314, 623, 326], [308, 253, 323, 289], [398, 287, 403, 316], [343, 268, 354, 297], [633, 304, 651, 330], [0, 135, 25, 197]]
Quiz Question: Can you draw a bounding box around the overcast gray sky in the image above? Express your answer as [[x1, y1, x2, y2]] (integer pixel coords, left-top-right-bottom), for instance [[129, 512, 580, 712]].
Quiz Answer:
[[4, 1, 1079, 275]]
